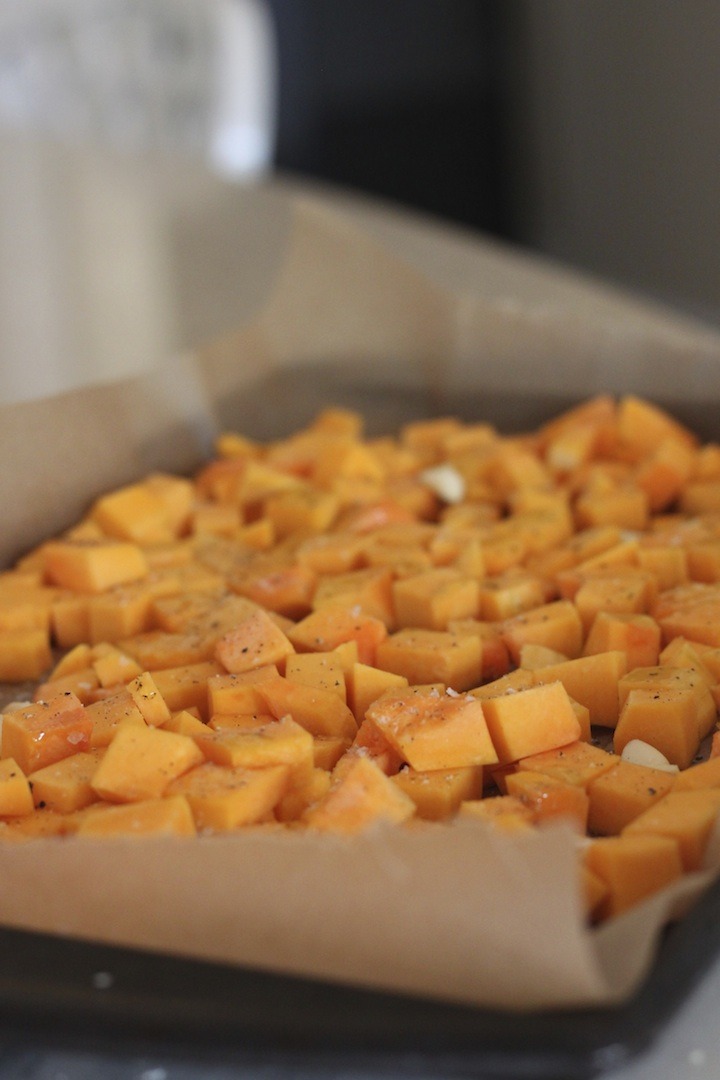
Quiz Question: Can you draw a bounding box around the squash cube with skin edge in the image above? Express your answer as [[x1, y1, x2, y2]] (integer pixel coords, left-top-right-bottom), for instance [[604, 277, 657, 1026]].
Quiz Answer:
[[28, 749, 104, 813], [44, 540, 148, 594], [479, 681, 581, 766], [375, 628, 482, 693], [166, 762, 290, 831], [584, 835, 684, 920], [366, 685, 498, 772], [1, 693, 92, 774], [91, 723, 204, 803], [0, 758, 34, 816], [303, 754, 416, 834], [76, 795, 197, 838], [586, 760, 676, 836]]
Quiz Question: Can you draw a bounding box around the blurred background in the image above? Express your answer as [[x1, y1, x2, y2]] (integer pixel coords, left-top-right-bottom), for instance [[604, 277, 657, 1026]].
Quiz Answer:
[[1, 0, 720, 398]]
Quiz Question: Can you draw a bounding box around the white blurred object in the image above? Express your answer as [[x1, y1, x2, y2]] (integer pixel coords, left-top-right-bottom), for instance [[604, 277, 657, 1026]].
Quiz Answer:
[[0, 0, 276, 176]]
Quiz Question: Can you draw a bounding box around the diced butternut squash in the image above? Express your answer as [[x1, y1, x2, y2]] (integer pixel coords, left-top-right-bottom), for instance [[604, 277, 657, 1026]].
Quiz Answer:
[[392, 568, 479, 630], [391, 764, 483, 820], [623, 790, 720, 871], [254, 674, 358, 740], [284, 651, 347, 701], [28, 749, 104, 812], [214, 608, 295, 674], [583, 612, 661, 671], [166, 762, 290, 830], [91, 723, 204, 802], [287, 606, 388, 666], [194, 715, 313, 775], [587, 759, 676, 835], [479, 681, 581, 765], [375, 628, 481, 692], [0, 758, 34, 816], [584, 834, 684, 918], [44, 540, 148, 594], [516, 741, 619, 790], [303, 754, 416, 833], [504, 770, 589, 831], [367, 684, 498, 771], [0, 629, 52, 682], [1, 693, 92, 773], [76, 795, 197, 837], [500, 600, 584, 664]]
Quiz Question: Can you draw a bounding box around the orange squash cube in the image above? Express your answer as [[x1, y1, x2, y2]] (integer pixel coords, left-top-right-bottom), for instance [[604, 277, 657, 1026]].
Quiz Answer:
[[584, 834, 684, 918], [214, 608, 295, 674], [366, 684, 498, 771], [28, 749, 104, 812], [44, 539, 148, 594], [586, 760, 676, 835], [391, 765, 483, 820], [504, 770, 589, 831], [0, 758, 34, 816], [623, 790, 720, 871], [375, 628, 482, 692], [77, 795, 197, 837], [166, 762, 290, 831], [479, 681, 581, 765], [303, 754, 415, 833], [254, 675, 358, 740], [392, 568, 479, 630], [1, 692, 91, 773], [91, 723, 204, 802]]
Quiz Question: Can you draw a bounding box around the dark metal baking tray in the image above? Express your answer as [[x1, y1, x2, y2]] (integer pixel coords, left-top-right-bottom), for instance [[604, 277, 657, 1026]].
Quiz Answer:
[[0, 869, 719, 1080]]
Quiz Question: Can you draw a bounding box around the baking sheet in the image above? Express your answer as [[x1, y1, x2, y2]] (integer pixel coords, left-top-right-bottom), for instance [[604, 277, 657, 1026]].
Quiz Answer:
[[2, 869, 720, 1079], [4, 177, 720, 1067]]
